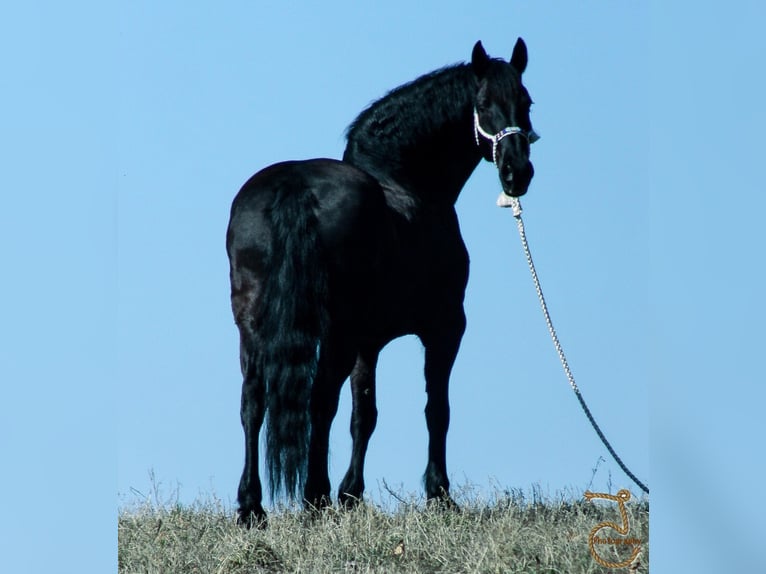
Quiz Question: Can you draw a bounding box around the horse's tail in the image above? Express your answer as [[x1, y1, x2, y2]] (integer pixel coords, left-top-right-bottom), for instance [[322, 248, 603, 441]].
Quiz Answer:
[[260, 185, 328, 499]]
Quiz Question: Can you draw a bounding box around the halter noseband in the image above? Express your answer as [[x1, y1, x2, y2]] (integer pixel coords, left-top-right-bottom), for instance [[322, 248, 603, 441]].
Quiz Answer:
[[473, 108, 540, 166]]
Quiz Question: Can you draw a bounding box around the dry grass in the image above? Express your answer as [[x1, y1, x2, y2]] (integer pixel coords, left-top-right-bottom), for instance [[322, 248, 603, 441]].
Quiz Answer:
[[118, 486, 648, 573]]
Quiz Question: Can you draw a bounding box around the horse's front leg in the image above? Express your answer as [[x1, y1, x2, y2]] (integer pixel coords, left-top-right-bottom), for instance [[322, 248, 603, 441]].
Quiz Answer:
[[420, 310, 466, 503]]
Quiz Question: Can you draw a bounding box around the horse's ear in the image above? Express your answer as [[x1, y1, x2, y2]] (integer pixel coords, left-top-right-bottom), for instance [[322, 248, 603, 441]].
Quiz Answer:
[[472, 41, 491, 77], [510, 37, 528, 74]]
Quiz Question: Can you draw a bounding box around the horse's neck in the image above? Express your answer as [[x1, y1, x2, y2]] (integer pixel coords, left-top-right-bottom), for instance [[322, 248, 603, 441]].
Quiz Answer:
[[344, 68, 483, 206], [360, 118, 481, 206]]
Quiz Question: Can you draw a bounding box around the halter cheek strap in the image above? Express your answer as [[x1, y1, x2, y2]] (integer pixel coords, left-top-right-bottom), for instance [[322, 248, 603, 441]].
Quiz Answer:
[[473, 108, 540, 166]]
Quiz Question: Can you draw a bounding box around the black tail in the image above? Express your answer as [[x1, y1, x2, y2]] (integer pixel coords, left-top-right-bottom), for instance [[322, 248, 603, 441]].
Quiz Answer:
[[260, 186, 328, 499]]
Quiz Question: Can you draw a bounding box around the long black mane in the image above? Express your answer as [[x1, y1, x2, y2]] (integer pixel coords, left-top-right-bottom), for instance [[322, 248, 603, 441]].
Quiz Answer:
[[345, 63, 474, 145], [344, 63, 482, 203]]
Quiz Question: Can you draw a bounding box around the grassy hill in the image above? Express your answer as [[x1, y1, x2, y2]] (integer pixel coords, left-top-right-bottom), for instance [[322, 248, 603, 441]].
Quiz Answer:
[[118, 486, 648, 573]]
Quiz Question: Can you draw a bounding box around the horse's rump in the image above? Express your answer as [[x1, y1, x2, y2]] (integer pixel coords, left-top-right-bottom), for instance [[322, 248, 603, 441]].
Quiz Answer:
[[227, 158, 387, 497]]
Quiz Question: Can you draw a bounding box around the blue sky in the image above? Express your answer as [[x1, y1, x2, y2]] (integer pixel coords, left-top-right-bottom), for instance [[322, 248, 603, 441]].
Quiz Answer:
[[1, 1, 764, 572]]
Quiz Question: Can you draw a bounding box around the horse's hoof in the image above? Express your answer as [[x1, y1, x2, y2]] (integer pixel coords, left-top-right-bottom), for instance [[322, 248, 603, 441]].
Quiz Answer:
[[427, 494, 460, 513], [236, 507, 268, 529], [304, 494, 333, 513], [338, 491, 363, 509]]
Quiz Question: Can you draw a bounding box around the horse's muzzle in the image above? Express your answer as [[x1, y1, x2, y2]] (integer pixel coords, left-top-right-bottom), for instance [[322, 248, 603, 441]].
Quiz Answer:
[[501, 161, 534, 197]]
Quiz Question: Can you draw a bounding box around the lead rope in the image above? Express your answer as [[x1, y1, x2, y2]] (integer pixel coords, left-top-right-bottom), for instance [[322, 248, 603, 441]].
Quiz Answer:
[[507, 196, 649, 495]]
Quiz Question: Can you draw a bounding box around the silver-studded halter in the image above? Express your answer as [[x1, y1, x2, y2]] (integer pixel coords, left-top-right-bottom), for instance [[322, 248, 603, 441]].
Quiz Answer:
[[473, 107, 540, 166]]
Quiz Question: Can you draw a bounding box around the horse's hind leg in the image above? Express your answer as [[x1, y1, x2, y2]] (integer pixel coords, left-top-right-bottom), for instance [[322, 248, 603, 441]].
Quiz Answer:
[[338, 347, 380, 506], [232, 276, 267, 527], [303, 333, 356, 510]]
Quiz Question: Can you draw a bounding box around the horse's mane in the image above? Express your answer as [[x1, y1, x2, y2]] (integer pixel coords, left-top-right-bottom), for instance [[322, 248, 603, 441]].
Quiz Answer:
[[344, 63, 477, 160]]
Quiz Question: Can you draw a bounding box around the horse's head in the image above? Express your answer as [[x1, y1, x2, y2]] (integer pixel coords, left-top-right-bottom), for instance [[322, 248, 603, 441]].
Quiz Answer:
[[472, 38, 539, 197]]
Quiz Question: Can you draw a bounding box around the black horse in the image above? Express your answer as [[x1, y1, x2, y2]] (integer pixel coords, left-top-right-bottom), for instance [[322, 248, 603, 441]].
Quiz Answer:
[[227, 38, 539, 526]]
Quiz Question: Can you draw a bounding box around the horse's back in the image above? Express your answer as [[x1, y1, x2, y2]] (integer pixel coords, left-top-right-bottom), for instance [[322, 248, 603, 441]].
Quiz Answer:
[[230, 158, 384, 247]]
